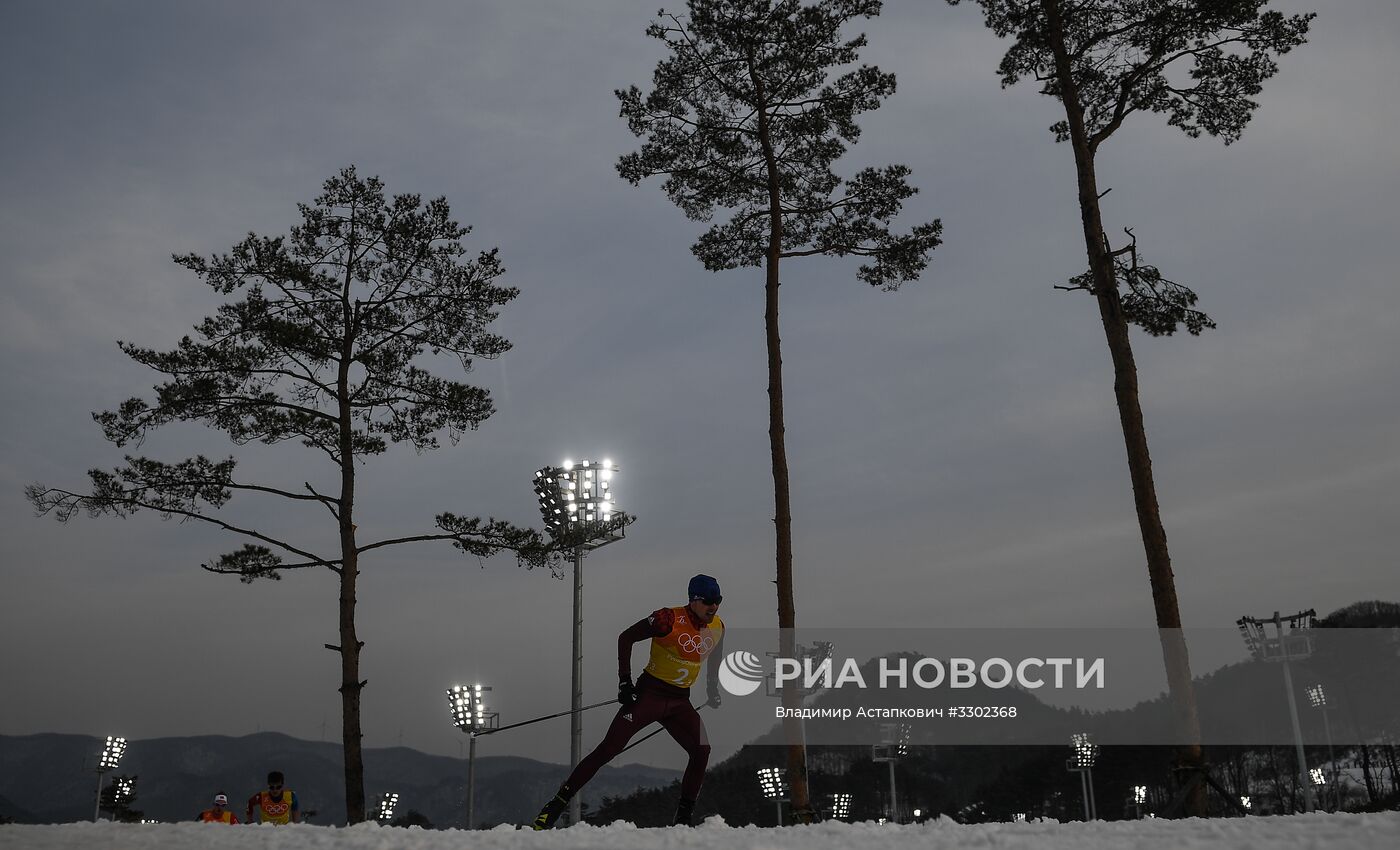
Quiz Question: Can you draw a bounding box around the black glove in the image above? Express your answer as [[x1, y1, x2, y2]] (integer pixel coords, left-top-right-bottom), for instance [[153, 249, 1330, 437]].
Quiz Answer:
[[619, 678, 639, 706], [704, 691, 722, 709]]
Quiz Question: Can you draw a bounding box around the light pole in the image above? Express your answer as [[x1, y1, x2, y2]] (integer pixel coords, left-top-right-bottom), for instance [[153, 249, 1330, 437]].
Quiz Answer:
[[872, 722, 909, 822], [533, 458, 632, 826], [1307, 683, 1338, 811], [1065, 732, 1098, 821], [376, 791, 399, 823], [1132, 784, 1147, 819], [93, 736, 127, 822], [447, 683, 499, 829], [758, 767, 788, 826], [1237, 609, 1318, 812]]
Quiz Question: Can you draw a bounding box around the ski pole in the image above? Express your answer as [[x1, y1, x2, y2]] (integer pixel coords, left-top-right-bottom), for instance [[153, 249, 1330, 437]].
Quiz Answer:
[[478, 698, 619, 736]]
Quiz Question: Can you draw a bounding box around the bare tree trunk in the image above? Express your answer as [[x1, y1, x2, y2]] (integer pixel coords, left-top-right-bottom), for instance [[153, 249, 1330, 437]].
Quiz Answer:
[[1041, 0, 1204, 816], [336, 232, 366, 825], [337, 534, 365, 823], [751, 62, 811, 823], [1358, 744, 1377, 804]]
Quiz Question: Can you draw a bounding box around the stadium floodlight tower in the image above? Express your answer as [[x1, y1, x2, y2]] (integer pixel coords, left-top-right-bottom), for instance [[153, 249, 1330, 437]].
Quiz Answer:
[[533, 457, 633, 826], [1307, 683, 1338, 810], [758, 766, 788, 826], [1066, 732, 1099, 821], [93, 736, 127, 821], [872, 722, 910, 823], [447, 683, 499, 829], [377, 791, 400, 823], [1236, 609, 1318, 812]]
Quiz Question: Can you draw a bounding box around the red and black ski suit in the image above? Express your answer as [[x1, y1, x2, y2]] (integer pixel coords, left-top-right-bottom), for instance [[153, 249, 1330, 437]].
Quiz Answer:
[[561, 606, 723, 800]]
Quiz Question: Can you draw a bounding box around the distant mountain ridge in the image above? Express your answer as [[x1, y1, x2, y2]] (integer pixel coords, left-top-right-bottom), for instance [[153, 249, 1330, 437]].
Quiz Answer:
[[0, 731, 677, 826]]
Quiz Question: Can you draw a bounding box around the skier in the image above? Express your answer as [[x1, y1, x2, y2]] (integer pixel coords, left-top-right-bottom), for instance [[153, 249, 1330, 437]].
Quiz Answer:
[[246, 770, 300, 824], [196, 793, 240, 824], [533, 574, 725, 829]]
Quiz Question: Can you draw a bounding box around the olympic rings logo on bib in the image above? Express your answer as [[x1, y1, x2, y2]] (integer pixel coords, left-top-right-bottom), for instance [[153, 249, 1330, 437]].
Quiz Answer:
[[678, 633, 714, 655]]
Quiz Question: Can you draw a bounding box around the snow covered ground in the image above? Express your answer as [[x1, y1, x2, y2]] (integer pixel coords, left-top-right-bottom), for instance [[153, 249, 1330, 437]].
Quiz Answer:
[[2, 813, 1397, 850]]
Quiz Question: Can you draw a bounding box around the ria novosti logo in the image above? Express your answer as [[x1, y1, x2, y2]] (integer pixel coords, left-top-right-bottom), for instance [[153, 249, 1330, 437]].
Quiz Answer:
[[717, 650, 766, 696], [718, 650, 1107, 697]]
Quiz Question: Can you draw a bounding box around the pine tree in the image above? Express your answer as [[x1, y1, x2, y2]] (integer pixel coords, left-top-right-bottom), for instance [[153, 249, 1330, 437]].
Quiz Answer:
[[947, 0, 1314, 814], [27, 167, 548, 822], [617, 0, 941, 819]]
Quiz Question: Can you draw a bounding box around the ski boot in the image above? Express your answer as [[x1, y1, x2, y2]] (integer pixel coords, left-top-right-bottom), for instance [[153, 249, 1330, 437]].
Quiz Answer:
[[673, 797, 697, 827], [532, 786, 572, 830]]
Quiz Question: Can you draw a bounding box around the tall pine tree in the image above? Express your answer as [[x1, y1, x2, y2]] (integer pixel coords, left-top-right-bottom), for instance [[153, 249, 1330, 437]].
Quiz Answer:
[[27, 167, 548, 823], [947, 0, 1314, 814], [617, 0, 941, 819]]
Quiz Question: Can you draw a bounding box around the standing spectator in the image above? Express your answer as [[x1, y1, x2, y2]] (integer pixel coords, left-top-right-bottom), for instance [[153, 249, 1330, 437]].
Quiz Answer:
[[246, 771, 300, 824], [197, 793, 240, 824]]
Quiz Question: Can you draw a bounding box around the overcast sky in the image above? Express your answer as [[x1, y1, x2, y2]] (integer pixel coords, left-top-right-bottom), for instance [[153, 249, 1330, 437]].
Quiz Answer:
[[2, 0, 1396, 771]]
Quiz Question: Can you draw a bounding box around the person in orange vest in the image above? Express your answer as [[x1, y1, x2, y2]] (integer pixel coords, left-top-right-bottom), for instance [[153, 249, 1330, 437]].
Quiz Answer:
[[533, 574, 725, 829], [246, 771, 300, 824], [196, 793, 240, 824]]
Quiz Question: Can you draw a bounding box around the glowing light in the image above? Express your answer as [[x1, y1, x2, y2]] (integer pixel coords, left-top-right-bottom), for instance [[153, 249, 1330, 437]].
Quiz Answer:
[[98, 737, 127, 772], [757, 767, 787, 799], [1070, 732, 1098, 768], [377, 791, 399, 822], [446, 684, 493, 730], [829, 792, 852, 820]]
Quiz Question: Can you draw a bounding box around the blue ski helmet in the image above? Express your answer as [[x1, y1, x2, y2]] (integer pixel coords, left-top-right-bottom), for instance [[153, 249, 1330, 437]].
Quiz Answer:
[[688, 574, 722, 603]]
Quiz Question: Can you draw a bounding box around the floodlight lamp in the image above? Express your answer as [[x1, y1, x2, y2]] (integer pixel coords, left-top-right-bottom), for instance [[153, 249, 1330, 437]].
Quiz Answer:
[[563, 459, 573, 470], [1070, 732, 1097, 768], [112, 775, 137, 805], [1133, 785, 1147, 804], [829, 792, 852, 820], [378, 791, 399, 821], [757, 767, 787, 799], [447, 685, 480, 729], [1013, 813, 1027, 823], [1307, 684, 1327, 708], [98, 736, 127, 771], [1240, 796, 1252, 810], [1310, 767, 1326, 786], [913, 808, 922, 818]]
